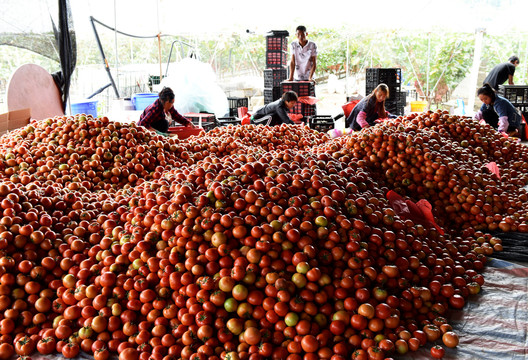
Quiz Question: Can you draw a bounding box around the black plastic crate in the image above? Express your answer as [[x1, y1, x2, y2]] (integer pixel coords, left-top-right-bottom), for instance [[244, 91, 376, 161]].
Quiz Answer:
[[518, 105, 528, 114], [266, 36, 288, 52], [217, 117, 242, 126], [264, 87, 282, 104], [290, 102, 317, 117], [366, 68, 402, 86], [200, 122, 217, 132], [281, 81, 315, 97], [184, 113, 217, 131], [228, 97, 248, 110], [266, 30, 289, 37], [308, 115, 334, 132], [264, 68, 288, 88], [385, 103, 404, 116], [266, 51, 288, 69], [227, 97, 249, 116], [366, 84, 401, 100], [498, 85, 528, 105]]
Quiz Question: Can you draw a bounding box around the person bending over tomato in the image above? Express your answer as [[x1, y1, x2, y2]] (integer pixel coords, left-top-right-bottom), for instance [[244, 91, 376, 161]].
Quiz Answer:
[[346, 83, 397, 130]]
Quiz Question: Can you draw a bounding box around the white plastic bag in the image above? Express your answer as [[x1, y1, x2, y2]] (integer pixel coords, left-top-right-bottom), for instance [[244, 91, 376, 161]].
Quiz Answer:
[[160, 58, 229, 117]]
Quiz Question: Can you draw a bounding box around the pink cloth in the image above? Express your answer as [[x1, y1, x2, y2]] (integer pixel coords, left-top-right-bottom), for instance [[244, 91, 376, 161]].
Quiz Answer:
[[356, 111, 369, 128], [485, 162, 500, 179], [297, 96, 319, 105], [498, 116, 509, 132]]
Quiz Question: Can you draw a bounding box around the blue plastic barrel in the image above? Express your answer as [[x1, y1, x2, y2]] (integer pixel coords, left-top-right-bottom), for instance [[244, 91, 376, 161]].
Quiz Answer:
[[132, 93, 158, 111], [71, 100, 98, 117]]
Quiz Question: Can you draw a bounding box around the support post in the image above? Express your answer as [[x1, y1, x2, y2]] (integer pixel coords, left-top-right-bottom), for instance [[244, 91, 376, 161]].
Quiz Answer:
[[90, 16, 120, 98], [468, 28, 485, 115]]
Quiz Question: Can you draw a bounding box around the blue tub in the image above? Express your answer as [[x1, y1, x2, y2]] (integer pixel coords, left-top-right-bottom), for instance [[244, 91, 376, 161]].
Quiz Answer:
[[71, 100, 98, 117], [132, 93, 158, 111]]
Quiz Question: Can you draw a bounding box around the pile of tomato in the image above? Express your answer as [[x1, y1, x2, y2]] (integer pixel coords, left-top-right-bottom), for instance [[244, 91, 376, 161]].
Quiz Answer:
[[0, 110, 520, 360]]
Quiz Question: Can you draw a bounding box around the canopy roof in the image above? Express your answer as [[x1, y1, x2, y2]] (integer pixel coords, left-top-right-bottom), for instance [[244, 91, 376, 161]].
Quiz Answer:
[[2, 0, 527, 41]]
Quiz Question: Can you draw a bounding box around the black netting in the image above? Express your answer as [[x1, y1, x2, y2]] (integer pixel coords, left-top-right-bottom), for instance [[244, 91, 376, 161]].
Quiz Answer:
[[51, 0, 76, 111], [0, 0, 76, 112], [0, 33, 59, 62]]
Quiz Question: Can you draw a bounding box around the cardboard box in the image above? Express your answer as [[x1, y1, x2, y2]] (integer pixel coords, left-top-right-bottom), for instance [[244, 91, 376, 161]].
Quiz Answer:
[[0, 108, 31, 136]]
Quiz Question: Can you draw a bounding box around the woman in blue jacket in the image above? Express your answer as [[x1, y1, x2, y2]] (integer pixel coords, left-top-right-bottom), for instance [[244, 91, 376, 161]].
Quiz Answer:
[[346, 84, 397, 130], [474, 83, 521, 134]]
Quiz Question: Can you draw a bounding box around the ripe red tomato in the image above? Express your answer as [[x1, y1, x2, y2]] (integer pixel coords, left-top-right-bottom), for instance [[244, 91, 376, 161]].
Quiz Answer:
[[431, 345, 446, 359], [301, 335, 319, 353], [14, 336, 35, 356], [36, 337, 56, 355], [62, 342, 80, 358], [0, 343, 14, 359]]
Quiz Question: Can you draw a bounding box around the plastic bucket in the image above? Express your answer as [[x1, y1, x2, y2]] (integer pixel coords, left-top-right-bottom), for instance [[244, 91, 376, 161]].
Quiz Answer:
[[410, 101, 428, 112], [71, 100, 98, 117], [132, 93, 158, 111], [123, 98, 134, 111]]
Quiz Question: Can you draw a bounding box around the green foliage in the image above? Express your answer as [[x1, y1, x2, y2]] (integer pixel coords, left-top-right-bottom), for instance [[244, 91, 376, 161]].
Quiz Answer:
[[397, 32, 474, 103], [2, 26, 528, 108]]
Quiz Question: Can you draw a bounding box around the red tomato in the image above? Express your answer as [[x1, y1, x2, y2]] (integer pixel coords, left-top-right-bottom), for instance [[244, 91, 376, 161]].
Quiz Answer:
[[62, 342, 80, 358], [14, 336, 35, 356], [431, 345, 446, 359], [37, 337, 56, 355], [442, 331, 459, 348]]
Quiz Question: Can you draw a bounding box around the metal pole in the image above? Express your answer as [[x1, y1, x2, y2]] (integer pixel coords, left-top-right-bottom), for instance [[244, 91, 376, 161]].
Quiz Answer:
[[158, 34, 163, 82], [468, 28, 485, 115], [430, 41, 462, 95], [346, 36, 349, 96], [157, 0, 162, 81], [114, 0, 119, 94], [398, 34, 425, 99], [426, 33, 430, 100], [90, 16, 120, 98]]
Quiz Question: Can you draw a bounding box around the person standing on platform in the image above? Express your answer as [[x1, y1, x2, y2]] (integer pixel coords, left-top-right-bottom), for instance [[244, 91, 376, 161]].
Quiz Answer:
[[483, 56, 520, 91], [288, 25, 317, 83]]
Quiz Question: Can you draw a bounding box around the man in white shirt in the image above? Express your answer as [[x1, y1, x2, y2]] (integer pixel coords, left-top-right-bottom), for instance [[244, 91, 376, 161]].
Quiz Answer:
[[288, 25, 317, 82]]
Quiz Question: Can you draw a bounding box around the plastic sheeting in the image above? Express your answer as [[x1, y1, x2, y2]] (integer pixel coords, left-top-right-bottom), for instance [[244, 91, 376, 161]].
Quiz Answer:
[[489, 232, 528, 263], [160, 58, 229, 118], [16, 260, 528, 360], [408, 258, 528, 359]]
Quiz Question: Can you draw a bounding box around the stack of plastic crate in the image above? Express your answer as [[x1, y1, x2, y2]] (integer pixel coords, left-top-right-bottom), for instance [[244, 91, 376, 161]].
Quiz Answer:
[[366, 68, 405, 116], [264, 30, 289, 104]]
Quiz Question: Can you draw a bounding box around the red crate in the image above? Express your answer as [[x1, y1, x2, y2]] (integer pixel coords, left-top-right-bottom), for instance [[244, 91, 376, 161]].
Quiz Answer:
[[167, 127, 204, 139], [290, 103, 317, 117], [281, 81, 315, 97], [184, 113, 215, 124], [266, 36, 288, 52], [266, 51, 288, 69]]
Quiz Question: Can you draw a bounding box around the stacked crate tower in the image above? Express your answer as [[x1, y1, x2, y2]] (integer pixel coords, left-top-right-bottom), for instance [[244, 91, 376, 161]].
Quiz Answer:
[[263, 31, 289, 105], [366, 68, 405, 116]]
